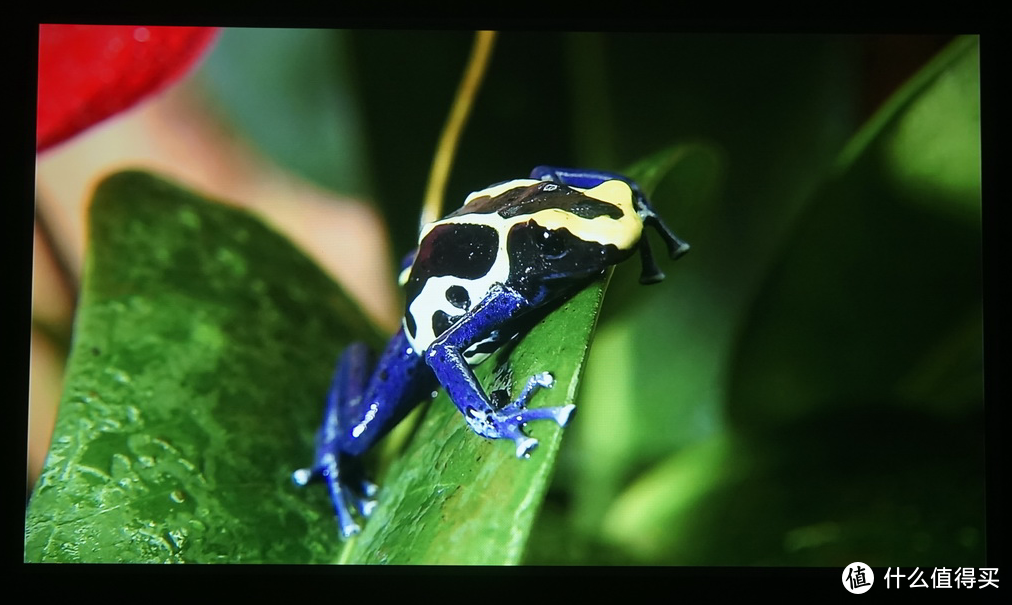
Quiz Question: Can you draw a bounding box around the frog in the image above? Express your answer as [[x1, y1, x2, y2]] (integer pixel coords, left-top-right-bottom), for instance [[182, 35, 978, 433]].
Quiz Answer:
[[293, 166, 689, 537]]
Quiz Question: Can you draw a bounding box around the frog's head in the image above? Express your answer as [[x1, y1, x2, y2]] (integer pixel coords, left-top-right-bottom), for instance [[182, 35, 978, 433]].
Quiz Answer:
[[501, 180, 640, 292], [502, 179, 689, 301]]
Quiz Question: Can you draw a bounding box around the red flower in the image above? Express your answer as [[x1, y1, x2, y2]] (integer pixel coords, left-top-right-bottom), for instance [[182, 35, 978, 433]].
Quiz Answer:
[[37, 25, 218, 152]]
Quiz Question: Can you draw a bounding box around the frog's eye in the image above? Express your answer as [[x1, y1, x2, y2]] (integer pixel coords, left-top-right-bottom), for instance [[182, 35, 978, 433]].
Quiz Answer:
[[538, 229, 568, 260]]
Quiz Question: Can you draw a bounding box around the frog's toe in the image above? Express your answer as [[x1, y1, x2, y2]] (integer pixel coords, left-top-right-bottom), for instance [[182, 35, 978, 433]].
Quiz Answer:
[[509, 403, 576, 427], [514, 434, 540, 458], [511, 372, 554, 409], [293, 453, 377, 538], [359, 496, 378, 518], [360, 477, 379, 499], [494, 403, 577, 457], [292, 466, 315, 487], [349, 478, 379, 518], [546, 403, 576, 426]]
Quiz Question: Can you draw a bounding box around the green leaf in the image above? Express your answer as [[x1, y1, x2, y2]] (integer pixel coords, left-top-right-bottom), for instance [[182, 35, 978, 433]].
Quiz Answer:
[[599, 411, 985, 566], [197, 28, 372, 198], [729, 36, 982, 428], [591, 36, 983, 566], [557, 144, 724, 537], [25, 171, 383, 563]]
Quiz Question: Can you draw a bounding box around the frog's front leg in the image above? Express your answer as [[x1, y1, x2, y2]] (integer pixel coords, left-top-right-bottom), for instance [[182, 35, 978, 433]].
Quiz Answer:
[[294, 329, 434, 537], [425, 283, 575, 458]]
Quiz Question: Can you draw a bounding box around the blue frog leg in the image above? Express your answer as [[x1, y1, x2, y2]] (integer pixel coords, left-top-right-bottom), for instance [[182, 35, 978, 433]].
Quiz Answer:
[[425, 283, 575, 458], [530, 165, 636, 191], [294, 329, 435, 537]]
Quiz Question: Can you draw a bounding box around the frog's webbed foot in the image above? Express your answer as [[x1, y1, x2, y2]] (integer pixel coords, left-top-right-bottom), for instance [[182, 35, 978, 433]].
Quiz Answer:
[[293, 453, 377, 538], [465, 371, 576, 458], [295, 334, 433, 537]]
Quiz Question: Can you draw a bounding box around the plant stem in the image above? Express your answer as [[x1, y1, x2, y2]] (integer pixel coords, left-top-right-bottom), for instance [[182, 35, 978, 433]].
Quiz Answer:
[[420, 31, 497, 231]]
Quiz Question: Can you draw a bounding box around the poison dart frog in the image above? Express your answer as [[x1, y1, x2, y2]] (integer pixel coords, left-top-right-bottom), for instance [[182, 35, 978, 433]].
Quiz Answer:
[[294, 166, 689, 537]]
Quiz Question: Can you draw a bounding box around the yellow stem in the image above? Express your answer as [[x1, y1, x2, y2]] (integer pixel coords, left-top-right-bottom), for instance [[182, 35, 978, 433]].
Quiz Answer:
[[420, 31, 497, 231]]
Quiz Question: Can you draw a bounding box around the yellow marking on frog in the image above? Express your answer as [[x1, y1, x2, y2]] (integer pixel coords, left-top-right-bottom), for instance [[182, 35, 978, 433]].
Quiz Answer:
[[423, 179, 644, 251], [530, 180, 643, 250]]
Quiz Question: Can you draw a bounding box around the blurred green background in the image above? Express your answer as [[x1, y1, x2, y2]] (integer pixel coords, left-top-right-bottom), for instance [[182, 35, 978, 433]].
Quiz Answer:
[[33, 31, 982, 565], [194, 31, 983, 565]]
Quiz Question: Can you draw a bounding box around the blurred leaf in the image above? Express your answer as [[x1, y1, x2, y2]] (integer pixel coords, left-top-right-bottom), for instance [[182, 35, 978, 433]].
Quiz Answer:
[[197, 28, 371, 198], [25, 171, 383, 562], [877, 39, 981, 220], [599, 434, 737, 561], [559, 144, 724, 535], [603, 410, 984, 566], [595, 36, 983, 566], [729, 36, 981, 428]]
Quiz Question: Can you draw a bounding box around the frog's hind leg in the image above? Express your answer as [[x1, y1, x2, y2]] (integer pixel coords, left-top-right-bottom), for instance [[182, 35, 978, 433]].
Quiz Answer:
[[294, 330, 435, 538], [292, 342, 379, 538]]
